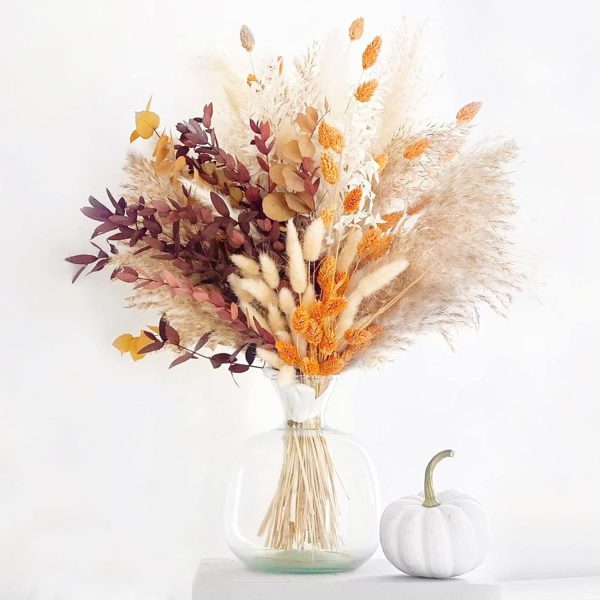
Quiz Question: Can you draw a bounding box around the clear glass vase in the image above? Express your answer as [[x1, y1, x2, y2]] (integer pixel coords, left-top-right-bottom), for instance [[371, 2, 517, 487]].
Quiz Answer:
[[225, 373, 379, 573]]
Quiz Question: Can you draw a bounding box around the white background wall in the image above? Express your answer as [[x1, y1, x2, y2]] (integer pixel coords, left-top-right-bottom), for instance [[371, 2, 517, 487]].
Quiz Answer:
[[1, 0, 600, 598]]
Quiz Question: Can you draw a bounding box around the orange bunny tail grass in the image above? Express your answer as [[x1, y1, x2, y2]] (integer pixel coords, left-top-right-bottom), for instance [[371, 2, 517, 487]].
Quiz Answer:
[[319, 322, 338, 357], [403, 138, 429, 159], [305, 319, 324, 345], [310, 300, 326, 322], [300, 356, 320, 376], [318, 121, 344, 153], [291, 304, 311, 334], [276, 340, 301, 366], [343, 187, 362, 214], [374, 153, 389, 171], [354, 79, 378, 102], [344, 326, 376, 348], [357, 228, 393, 261], [320, 205, 336, 227], [334, 271, 349, 296], [362, 36, 382, 70], [320, 152, 340, 184], [456, 101, 482, 124], [319, 354, 346, 376], [323, 296, 348, 318], [349, 17, 364, 41], [317, 255, 336, 296], [379, 211, 404, 232]]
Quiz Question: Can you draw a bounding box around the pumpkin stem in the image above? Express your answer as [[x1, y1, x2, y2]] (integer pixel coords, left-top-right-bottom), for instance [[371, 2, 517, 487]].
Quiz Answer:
[[423, 449, 454, 507]]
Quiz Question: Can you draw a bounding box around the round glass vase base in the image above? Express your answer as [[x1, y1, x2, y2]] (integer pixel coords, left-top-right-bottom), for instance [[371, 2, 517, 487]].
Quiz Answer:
[[232, 547, 371, 574]]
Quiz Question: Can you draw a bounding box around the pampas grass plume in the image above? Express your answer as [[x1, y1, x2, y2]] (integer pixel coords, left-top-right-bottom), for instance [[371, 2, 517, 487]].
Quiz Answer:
[[259, 253, 280, 289]]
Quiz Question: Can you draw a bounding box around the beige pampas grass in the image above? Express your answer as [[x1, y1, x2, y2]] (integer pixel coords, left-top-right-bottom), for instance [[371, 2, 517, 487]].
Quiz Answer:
[[268, 304, 288, 333], [259, 253, 280, 288], [227, 273, 253, 303], [231, 254, 260, 277], [286, 219, 308, 293], [302, 218, 325, 261]]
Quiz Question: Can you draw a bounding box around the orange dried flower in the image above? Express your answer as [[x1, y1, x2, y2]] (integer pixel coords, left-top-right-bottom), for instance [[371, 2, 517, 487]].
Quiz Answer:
[[318, 121, 344, 153], [305, 319, 324, 345], [344, 327, 375, 348], [319, 322, 338, 357], [276, 340, 301, 366], [291, 304, 311, 334], [343, 187, 362, 214], [357, 228, 393, 261], [300, 356, 320, 376], [407, 194, 431, 216], [320, 152, 339, 184], [456, 101, 482, 124], [334, 271, 349, 296], [320, 205, 336, 228], [354, 79, 378, 103], [317, 255, 336, 297], [319, 354, 346, 376], [349, 17, 364, 41], [323, 296, 348, 318], [379, 211, 404, 232], [311, 300, 326, 322], [403, 139, 429, 159], [246, 73, 258, 86], [339, 347, 355, 362], [362, 35, 382, 70], [374, 153, 389, 171]]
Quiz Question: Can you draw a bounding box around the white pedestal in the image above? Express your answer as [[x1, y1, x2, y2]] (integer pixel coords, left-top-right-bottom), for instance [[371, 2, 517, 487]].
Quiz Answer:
[[192, 559, 501, 600]]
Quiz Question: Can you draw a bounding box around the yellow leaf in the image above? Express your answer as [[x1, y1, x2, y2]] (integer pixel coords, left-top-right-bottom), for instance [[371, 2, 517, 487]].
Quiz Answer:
[[174, 155, 186, 171], [283, 167, 306, 193], [153, 134, 169, 162], [298, 133, 315, 158], [113, 333, 133, 354], [130, 130, 140, 143], [129, 332, 153, 361], [148, 326, 160, 334], [269, 163, 286, 187], [135, 110, 160, 139], [282, 140, 303, 163], [145, 95, 153, 111]]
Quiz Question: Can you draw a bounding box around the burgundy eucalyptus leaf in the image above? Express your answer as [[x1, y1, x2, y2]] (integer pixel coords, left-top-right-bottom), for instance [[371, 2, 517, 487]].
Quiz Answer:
[[211, 192, 230, 217], [65, 254, 97, 265], [229, 363, 250, 374], [169, 352, 193, 369], [139, 340, 165, 354], [245, 343, 257, 365]]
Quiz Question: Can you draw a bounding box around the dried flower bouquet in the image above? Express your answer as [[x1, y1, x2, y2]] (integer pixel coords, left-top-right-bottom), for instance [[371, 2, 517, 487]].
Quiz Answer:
[[68, 18, 519, 558]]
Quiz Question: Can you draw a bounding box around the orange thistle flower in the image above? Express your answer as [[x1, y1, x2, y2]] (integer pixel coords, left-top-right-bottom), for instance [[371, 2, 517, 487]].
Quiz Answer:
[[320, 205, 336, 227], [349, 17, 364, 41], [407, 194, 432, 216], [291, 304, 311, 334], [319, 323, 338, 357], [379, 211, 404, 232], [354, 79, 378, 103], [318, 121, 344, 153], [456, 101, 482, 124], [300, 356, 320, 376], [276, 340, 301, 366], [344, 327, 375, 348], [362, 35, 382, 70], [323, 296, 348, 318], [317, 255, 336, 296], [374, 153, 389, 171], [320, 353, 346, 376], [403, 138, 429, 159], [320, 152, 340, 184], [305, 319, 324, 345], [343, 187, 362, 214], [311, 300, 326, 322]]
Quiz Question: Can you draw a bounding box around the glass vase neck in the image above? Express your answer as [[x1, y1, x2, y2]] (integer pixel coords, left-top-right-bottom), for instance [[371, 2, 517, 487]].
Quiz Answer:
[[271, 375, 336, 429]]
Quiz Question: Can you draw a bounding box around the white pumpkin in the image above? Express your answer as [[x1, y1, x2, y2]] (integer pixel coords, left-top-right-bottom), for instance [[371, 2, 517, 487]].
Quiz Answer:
[[380, 450, 490, 578]]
